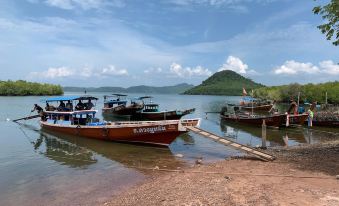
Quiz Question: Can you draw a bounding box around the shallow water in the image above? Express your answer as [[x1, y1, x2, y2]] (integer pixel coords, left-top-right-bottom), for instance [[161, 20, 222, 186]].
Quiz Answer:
[[0, 93, 338, 205]]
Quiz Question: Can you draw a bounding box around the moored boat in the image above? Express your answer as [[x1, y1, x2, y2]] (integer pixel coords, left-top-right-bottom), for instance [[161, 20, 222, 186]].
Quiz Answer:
[[282, 102, 309, 126], [131, 96, 195, 121], [220, 104, 285, 127], [38, 96, 200, 146], [239, 97, 275, 112], [102, 94, 144, 116]]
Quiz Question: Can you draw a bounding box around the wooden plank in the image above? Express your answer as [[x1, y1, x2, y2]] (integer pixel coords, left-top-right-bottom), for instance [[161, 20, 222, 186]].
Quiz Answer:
[[185, 126, 275, 161]]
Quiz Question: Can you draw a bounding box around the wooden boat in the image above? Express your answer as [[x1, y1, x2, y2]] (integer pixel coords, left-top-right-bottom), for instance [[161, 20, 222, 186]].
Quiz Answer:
[[36, 96, 201, 146], [131, 96, 195, 121], [239, 96, 275, 112], [220, 104, 285, 127], [102, 94, 143, 116], [282, 102, 309, 126]]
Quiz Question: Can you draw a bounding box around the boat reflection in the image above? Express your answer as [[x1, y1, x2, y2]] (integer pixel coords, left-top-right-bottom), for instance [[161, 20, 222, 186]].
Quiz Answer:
[[34, 133, 97, 168], [219, 119, 307, 147], [31, 129, 187, 171]]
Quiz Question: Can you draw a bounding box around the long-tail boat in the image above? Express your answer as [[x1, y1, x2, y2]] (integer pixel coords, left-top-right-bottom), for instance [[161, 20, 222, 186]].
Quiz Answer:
[[282, 102, 309, 126], [102, 94, 144, 116], [220, 104, 285, 127], [131, 96, 195, 121], [239, 97, 275, 112], [31, 96, 200, 146]]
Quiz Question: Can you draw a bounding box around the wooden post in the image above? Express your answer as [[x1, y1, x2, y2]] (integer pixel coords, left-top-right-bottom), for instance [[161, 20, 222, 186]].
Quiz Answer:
[[262, 119, 267, 149]]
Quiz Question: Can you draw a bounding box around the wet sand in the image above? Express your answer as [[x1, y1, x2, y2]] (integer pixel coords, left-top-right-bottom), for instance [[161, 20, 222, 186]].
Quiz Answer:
[[105, 140, 339, 206]]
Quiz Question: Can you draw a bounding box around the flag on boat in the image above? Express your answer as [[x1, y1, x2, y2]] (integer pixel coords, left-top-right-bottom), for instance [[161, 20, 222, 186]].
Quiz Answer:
[[242, 88, 247, 96]]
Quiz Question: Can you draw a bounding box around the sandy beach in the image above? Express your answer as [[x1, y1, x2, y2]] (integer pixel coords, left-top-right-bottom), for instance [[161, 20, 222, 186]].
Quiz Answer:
[[105, 140, 339, 206]]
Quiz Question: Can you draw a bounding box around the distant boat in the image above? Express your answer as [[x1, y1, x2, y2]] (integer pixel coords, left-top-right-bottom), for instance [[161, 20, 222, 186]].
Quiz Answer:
[[131, 96, 196, 121], [102, 94, 144, 116], [23, 96, 201, 147], [239, 96, 275, 112], [220, 104, 285, 127]]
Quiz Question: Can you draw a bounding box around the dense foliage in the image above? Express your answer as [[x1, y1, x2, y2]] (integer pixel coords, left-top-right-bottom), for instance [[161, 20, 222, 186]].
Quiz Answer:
[[63, 83, 194, 94], [253, 81, 339, 104], [0, 80, 63, 96], [183, 70, 264, 95], [313, 0, 339, 46]]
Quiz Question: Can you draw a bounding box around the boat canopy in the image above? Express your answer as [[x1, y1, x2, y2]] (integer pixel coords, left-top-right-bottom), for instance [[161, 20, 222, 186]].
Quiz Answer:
[[241, 96, 258, 101], [112, 94, 127, 97], [138, 96, 153, 100], [43, 95, 98, 103]]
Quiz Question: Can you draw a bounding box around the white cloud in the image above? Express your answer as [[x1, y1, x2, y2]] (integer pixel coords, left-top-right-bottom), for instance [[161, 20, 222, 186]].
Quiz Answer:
[[273, 60, 319, 75], [168, 0, 278, 8], [28, 65, 129, 80], [218, 56, 249, 74], [45, 0, 73, 9], [44, 0, 125, 10], [319, 60, 339, 75], [79, 67, 93, 77], [273, 60, 339, 76], [101, 65, 128, 76], [144, 67, 162, 74], [29, 66, 74, 79], [170, 63, 212, 78], [274, 60, 320, 75]]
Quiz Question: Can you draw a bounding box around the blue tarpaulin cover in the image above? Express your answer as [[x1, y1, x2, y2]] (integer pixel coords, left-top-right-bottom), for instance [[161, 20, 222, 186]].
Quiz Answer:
[[42, 96, 80, 102], [241, 96, 258, 101]]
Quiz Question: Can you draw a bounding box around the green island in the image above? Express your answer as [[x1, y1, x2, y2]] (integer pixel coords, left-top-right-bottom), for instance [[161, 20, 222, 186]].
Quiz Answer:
[[0, 80, 63, 96], [182, 70, 339, 104], [183, 70, 263, 96]]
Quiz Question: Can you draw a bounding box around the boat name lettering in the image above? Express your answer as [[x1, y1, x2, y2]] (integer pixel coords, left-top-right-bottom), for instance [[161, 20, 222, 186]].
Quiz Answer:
[[133, 126, 166, 134]]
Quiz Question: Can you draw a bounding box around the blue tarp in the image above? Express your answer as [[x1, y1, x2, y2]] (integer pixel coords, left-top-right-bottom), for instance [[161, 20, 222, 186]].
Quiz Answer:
[[42, 96, 80, 102], [241, 96, 258, 101]]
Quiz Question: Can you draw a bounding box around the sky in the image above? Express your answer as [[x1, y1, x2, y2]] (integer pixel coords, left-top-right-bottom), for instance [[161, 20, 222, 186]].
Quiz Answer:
[[0, 0, 338, 87]]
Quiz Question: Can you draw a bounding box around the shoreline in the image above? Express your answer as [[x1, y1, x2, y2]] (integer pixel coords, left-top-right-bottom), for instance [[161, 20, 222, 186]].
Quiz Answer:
[[105, 140, 339, 206]]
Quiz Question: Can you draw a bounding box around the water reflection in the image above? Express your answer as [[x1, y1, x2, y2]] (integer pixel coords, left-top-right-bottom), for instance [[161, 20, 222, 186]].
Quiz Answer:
[[22, 126, 188, 171], [219, 119, 307, 147]]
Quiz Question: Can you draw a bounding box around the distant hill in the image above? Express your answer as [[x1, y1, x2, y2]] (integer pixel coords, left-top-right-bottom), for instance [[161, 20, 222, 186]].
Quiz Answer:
[[183, 70, 264, 95], [63, 83, 194, 94]]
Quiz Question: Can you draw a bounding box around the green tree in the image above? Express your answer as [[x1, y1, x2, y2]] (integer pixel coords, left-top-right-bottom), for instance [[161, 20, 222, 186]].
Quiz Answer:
[[313, 0, 339, 46]]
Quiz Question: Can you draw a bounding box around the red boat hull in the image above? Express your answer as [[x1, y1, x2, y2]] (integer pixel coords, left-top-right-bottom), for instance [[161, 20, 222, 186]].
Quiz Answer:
[[40, 119, 200, 146], [220, 114, 285, 127], [284, 114, 308, 126]]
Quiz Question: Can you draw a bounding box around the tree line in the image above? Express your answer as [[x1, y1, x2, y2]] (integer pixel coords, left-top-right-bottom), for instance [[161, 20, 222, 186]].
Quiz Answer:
[[0, 80, 63, 96], [253, 81, 339, 104]]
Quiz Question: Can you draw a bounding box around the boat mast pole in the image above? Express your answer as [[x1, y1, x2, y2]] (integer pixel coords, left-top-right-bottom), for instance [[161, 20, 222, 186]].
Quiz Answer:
[[297, 92, 300, 109], [251, 89, 254, 115], [325, 92, 328, 105]]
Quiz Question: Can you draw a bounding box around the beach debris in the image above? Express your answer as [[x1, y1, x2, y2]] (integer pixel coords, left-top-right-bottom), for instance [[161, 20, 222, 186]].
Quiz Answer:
[[224, 176, 231, 181], [336, 175, 339, 180], [6, 118, 10, 121], [175, 153, 184, 158], [153, 166, 159, 170], [195, 157, 203, 165]]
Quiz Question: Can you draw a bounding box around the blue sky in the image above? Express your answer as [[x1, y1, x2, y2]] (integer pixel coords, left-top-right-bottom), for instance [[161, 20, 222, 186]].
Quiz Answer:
[[0, 0, 338, 87]]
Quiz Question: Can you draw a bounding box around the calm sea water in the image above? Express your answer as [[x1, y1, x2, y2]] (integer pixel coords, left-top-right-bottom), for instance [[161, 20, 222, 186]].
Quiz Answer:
[[0, 93, 338, 205]]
